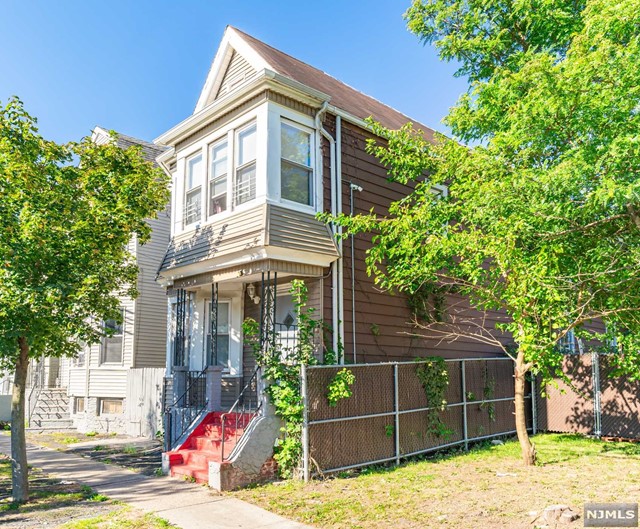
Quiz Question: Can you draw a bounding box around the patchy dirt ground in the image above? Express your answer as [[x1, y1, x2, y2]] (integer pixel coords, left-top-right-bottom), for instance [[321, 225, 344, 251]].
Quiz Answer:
[[0, 455, 118, 528], [25, 431, 163, 476], [234, 434, 640, 529]]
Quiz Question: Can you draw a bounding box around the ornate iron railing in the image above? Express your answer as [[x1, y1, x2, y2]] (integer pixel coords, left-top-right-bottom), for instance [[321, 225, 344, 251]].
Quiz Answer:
[[163, 368, 208, 452], [221, 367, 262, 461]]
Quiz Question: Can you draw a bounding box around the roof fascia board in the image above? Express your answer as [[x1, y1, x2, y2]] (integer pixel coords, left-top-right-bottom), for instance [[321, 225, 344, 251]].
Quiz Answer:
[[194, 26, 274, 113], [155, 71, 330, 146]]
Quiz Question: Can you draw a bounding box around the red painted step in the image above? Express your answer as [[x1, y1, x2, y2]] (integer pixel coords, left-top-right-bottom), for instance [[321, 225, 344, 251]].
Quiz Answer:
[[166, 411, 254, 484]]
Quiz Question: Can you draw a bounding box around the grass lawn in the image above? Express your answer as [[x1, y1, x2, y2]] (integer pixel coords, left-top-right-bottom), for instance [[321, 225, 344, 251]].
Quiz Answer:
[[58, 506, 177, 529], [234, 434, 640, 529]]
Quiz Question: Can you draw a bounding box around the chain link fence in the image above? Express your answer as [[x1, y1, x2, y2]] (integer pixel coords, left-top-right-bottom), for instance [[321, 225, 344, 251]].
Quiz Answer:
[[302, 357, 531, 477], [536, 352, 640, 439]]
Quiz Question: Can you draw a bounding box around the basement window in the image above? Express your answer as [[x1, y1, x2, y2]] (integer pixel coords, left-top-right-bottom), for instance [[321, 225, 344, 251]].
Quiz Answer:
[[99, 398, 123, 415], [74, 397, 85, 414]]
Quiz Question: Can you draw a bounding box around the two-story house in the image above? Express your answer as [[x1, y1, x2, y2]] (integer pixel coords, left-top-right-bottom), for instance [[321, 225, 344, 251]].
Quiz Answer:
[[52, 128, 171, 437], [156, 26, 505, 489]]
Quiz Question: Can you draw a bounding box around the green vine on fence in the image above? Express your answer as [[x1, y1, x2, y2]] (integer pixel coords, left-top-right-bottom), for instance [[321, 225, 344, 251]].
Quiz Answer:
[[415, 356, 451, 438], [243, 279, 344, 478], [480, 363, 497, 422], [327, 368, 355, 407]]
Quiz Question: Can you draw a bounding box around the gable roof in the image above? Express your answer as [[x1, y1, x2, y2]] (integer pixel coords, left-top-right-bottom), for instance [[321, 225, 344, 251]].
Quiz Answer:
[[196, 26, 436, 141], [93, 126, 167, 166]]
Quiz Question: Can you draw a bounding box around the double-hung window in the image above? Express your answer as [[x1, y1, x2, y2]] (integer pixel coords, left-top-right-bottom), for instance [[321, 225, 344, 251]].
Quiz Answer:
[[234, 123, 256, 206], [184, 153, 203, 227], [281, 121, 313, 206], [206, 300, 230, 370], [102, 308, 124, 364], [209, 140, 228, 216]]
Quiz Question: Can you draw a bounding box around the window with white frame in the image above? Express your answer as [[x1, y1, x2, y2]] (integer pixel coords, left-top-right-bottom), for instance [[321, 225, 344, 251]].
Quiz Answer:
[[99, 398, 123, 415], [281, 120, 313, 206], [209, 139, 228, 216], [184, 153, 203, 226], [234, 123, 257, 206], [206, 300, 230, 369], [101, 309, 124, 364], [558, 329, 578, 354]]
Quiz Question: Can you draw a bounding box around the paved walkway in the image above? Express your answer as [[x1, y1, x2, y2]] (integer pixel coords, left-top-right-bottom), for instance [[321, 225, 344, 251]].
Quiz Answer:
[[0, 435, 310, 529]]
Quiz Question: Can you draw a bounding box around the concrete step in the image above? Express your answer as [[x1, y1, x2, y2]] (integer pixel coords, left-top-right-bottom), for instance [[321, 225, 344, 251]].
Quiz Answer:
[[26, 427, 78, 433], [31, 412, 71, 420], [170, 463, 209, 484], [178, 449, 221, 468], [29, 419, 75, 429]]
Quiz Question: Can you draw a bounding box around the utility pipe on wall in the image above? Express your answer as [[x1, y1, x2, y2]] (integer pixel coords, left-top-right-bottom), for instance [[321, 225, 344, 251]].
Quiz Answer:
[[349, 182, 363, 364]]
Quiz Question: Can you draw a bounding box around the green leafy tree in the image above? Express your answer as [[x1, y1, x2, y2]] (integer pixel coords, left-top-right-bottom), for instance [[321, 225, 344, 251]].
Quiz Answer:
[[333, 0, 640, 465], [0, 97, 169, 500]]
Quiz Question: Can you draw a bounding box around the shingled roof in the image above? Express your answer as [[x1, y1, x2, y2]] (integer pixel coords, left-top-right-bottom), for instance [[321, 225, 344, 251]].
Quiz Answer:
[[232, 27, 437, 141], [94, 126, 167, 166]]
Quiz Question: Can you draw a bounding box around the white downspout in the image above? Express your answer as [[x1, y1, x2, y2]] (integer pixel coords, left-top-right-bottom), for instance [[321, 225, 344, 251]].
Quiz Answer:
[[316, 102, 342, 363], [335, 116, 344, 364]]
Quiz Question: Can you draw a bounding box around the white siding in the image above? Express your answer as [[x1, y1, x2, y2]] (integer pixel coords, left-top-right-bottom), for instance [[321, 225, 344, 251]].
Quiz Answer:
[[214, 51, 257, 101], [134, 209, 171, 368]]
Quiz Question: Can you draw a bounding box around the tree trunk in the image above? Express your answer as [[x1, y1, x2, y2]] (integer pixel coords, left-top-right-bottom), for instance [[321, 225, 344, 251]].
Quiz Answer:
[[11, 337, 30, 502], [514, 348, 536, 466]]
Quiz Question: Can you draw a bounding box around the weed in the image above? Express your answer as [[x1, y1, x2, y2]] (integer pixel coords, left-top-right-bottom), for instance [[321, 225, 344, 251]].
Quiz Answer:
[[123, 445, 139, 455], [85, 431, 98, 437]]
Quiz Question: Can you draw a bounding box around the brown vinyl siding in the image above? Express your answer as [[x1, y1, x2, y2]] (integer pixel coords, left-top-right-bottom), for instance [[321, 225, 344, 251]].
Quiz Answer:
[[322, 117, 508, 364]]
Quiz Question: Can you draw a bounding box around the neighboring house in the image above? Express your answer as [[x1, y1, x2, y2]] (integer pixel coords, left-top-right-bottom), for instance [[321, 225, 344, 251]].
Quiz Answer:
[[52, 128, 171, 437], [155, 26, 507, 489]]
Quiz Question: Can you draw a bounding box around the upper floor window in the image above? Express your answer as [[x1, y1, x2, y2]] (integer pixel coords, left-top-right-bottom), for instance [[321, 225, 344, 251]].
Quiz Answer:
[[209, 140, 228, 216], [184, 154, 203, 227], [102, 309, 124, 364], [558, 329, 578, 354], [235, 123, 257, 206], [281, 121, 312, 206]]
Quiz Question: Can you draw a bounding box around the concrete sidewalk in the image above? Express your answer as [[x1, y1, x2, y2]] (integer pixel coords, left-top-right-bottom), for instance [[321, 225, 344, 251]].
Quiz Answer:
[[0, 434, 310, 529]]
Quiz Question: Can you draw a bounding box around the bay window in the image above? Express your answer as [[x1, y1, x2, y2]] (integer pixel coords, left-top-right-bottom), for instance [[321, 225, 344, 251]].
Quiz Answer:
[[184, 153, 203, 226], [235, 123, 256, 206], [281, 120, 312, 206]]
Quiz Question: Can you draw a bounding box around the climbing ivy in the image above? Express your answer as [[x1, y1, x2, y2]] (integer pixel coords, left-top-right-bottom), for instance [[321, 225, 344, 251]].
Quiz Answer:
[[479, 363, 497, 422], [415, 357, 451, 438], [327, 368, 355, 407], [243, 279, 343, 478], [408, 283, 448, 324]]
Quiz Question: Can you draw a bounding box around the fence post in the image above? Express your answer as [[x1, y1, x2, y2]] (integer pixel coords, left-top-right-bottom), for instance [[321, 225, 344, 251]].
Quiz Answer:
[[301, 364, 310, 482], [461, 360, 468, 451], [394, 363, 400, 466], [592, 352, 602, 437]]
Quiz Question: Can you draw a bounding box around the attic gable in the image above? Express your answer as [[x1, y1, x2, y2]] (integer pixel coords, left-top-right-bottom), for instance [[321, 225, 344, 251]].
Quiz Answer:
[[195, 27, 272, 113]]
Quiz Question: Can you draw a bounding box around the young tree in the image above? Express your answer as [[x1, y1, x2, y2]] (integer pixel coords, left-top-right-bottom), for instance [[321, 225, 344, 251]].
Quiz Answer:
[[334, 0, 640, 464], [0, 98, 169, 500]]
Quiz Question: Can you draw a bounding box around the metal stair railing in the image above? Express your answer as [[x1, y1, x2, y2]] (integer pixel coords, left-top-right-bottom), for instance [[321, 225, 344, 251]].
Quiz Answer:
[[221, 367, 262, 461], [27, 358, 45, 426], [164, 368, 208, 452]]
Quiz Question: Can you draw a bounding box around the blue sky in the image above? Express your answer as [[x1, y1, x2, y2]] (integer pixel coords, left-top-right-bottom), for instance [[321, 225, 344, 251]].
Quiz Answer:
[[0, 1, 467, 145]]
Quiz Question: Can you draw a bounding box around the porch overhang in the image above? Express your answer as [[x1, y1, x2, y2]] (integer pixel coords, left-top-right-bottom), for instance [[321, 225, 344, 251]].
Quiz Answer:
[[164, 258, 327, 291]]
